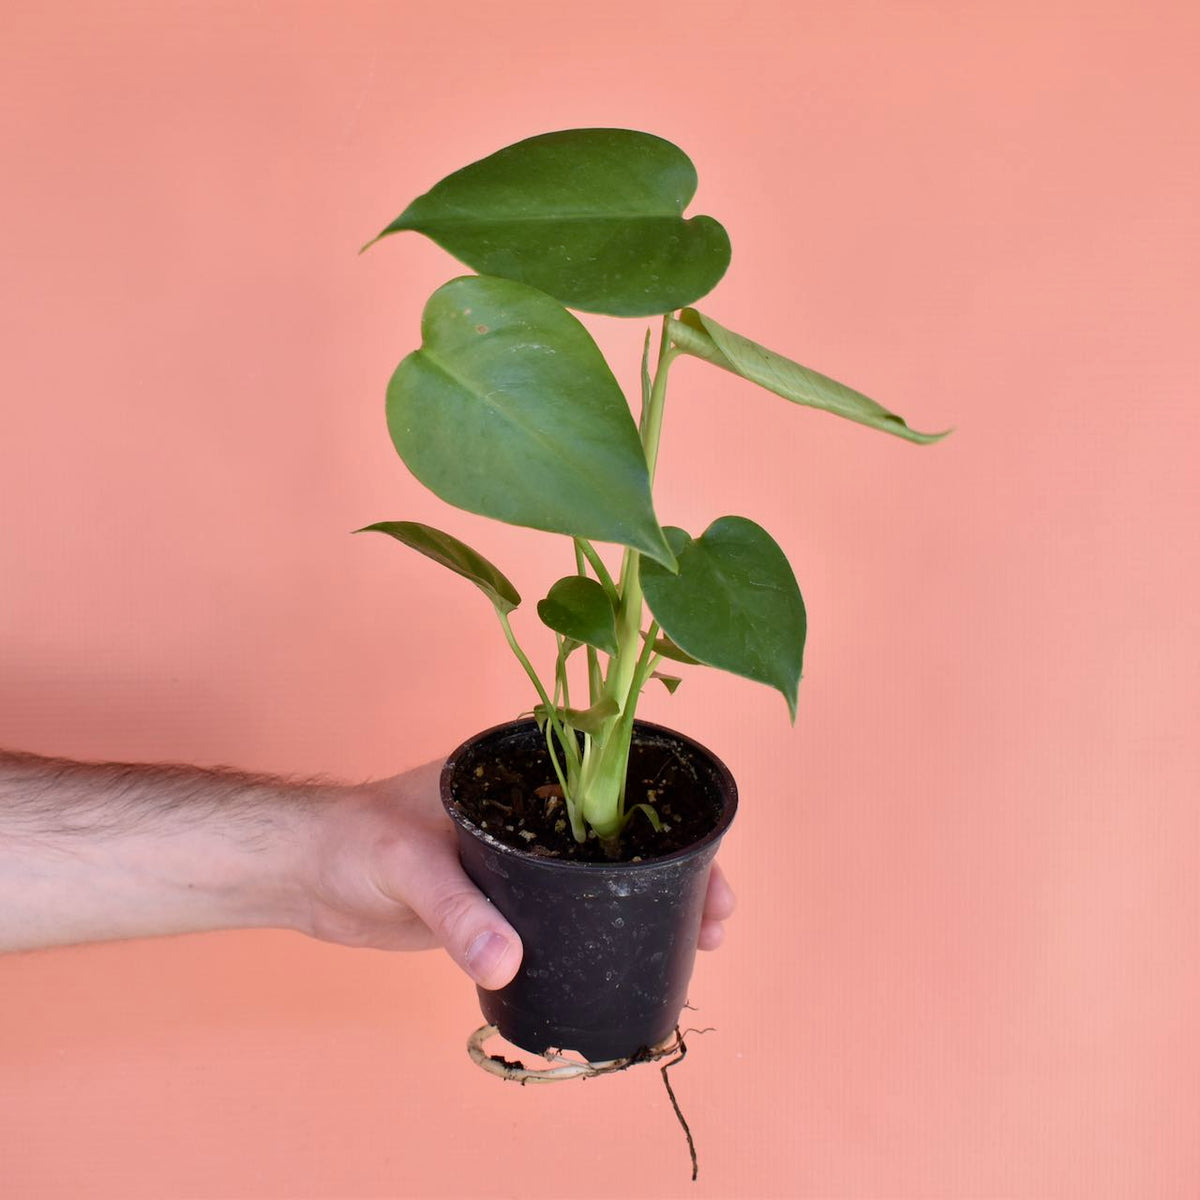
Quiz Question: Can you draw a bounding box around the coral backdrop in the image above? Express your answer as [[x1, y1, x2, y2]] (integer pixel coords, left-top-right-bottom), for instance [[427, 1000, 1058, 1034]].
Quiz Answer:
[[1, 2, 1196, 1197]]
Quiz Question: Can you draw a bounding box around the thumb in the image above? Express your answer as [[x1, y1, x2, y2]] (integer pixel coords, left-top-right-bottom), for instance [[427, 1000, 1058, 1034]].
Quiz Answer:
[[408, 868, 523, 990]]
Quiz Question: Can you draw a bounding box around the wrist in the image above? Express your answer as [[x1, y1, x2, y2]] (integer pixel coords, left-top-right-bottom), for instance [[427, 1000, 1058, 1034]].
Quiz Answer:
[[202, 777, 337, 936]]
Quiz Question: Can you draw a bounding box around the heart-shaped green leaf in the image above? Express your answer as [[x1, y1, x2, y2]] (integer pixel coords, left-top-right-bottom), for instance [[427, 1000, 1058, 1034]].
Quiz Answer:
[[355, 520, 520, 614], [367, 129, 731, 317], [537, 576, 619, 656], [387, 275, 674, 567], [640, 517, 806, 719], [671, 309, 950, 445]]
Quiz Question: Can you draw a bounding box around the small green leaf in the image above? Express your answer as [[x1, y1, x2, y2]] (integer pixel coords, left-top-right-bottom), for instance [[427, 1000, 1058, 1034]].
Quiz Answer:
[[624, 802, 662, 832], [537, 577, 619, 656], [355, 521, 521, 614], [640, 518, 807, 720], [366, 128, 730, 317], [652, 635, 700, 665], [651, 672, 683, 694], [534, 697, 620, 736], [388, 275, 674, 567], [671, 309, 950, 445]]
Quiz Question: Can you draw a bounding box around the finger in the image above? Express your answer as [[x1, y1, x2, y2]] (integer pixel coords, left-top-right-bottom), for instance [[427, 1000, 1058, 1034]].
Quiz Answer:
[[703, 861, 736, 922], [697, 919, 725, 951], [402, 842, 524, 990], [415, 880, 523, 989]]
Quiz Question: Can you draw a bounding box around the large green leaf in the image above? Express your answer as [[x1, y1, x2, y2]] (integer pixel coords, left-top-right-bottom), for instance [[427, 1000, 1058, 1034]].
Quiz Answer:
[[366, 129, 730, 317], [537, 576, 619, 656], [671, 309, 950, 445], [355, 520, 521, 614], [640, 517, 806, 719], [387, 275, 675, 568]]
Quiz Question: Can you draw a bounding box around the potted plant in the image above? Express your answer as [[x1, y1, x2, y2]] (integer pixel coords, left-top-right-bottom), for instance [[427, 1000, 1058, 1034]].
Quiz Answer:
[[359, 128, 946, 1065]]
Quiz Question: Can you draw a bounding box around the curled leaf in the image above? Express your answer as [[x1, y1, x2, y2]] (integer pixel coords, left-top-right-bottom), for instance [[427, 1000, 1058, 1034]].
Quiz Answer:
[[355, 520, 520, 614], [671, 309, 950, 445]]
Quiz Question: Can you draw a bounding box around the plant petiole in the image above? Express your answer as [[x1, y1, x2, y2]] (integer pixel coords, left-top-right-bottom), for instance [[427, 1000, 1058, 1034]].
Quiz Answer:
[[498, 609, 580, 776], [575, 538, 619, 608]]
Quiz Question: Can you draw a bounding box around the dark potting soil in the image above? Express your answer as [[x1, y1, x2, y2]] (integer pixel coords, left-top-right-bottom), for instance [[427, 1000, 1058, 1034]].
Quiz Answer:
[[448, 734, 721, 863]]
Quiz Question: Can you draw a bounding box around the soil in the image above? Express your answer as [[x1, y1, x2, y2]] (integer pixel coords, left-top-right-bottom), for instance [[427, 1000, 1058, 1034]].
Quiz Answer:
[[447, 732, 721, 863]]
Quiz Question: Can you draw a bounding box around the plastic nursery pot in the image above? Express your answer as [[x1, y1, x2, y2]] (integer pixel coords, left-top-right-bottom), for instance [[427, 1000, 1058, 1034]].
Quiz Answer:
[[440, 718, 737, 1063]]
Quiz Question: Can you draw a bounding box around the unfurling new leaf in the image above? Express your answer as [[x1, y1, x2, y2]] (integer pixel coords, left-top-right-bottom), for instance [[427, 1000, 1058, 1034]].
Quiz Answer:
[[670, 309, 949, 445]]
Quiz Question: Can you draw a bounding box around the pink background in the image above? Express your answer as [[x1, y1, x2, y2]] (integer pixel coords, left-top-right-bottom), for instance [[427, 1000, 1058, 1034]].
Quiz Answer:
[[1, 2, 1197, 1197]]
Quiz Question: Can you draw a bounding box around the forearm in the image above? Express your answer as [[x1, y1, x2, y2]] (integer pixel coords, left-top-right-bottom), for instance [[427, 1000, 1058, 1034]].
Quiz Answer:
[[0, 749, 323, 952], [0, 748, 717, 983]]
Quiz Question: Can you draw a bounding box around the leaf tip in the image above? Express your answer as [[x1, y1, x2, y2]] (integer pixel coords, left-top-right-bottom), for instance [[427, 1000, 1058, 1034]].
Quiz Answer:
[[640, 536, 679, 574], [892, 418, 953, 445], [360, 215, 411, 255]]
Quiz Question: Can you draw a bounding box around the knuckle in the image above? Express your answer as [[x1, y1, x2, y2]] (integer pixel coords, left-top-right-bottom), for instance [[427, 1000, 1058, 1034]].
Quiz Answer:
[[428, 885, 478, 941]]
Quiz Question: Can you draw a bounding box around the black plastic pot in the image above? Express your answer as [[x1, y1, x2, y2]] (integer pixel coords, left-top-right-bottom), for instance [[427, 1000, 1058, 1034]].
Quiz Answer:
[[440, 718, 737, 1062]]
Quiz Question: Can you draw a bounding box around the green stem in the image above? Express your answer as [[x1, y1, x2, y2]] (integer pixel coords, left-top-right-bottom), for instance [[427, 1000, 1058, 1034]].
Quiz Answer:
[[642, 345, 679, 481], [630, 624, 661, 703], [498, 610, 580, 776], [559, 638, 571, 709], [574, 541, 603, 705], [615, 621, 660, 814], [570, 737, 591, 842], [575, 538, 619, 608], [572, 319, 680, 848], [543, 721, 571, 805], [605, 550, 644, 710], [604, 320, 678, 711], [498, 609, 553, 711]]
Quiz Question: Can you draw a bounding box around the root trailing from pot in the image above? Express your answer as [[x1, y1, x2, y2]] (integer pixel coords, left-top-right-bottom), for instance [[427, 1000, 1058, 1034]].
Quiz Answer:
[[466, 1023, 704, 1181]]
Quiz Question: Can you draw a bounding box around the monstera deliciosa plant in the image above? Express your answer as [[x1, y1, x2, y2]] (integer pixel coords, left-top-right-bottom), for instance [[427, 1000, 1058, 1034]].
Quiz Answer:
[[360, 128, 946, 858]]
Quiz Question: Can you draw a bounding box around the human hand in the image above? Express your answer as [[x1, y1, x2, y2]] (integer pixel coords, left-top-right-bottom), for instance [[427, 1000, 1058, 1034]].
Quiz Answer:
[[298, 760, 735, 987], [698, 861, 736, 951], [298, 760, 522, 988]]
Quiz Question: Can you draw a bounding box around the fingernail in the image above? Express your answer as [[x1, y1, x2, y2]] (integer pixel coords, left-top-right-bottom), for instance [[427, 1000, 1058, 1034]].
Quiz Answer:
[[466, 931, 510, 986]]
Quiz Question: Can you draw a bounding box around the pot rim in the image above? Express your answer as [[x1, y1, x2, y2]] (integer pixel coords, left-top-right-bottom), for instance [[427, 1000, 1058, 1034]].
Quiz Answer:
[[440, 717, 737, 874]]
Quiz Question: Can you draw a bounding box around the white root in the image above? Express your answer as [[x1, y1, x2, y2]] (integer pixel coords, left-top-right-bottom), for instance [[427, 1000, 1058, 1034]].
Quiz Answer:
[[466, 1024, 684, 1084]]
